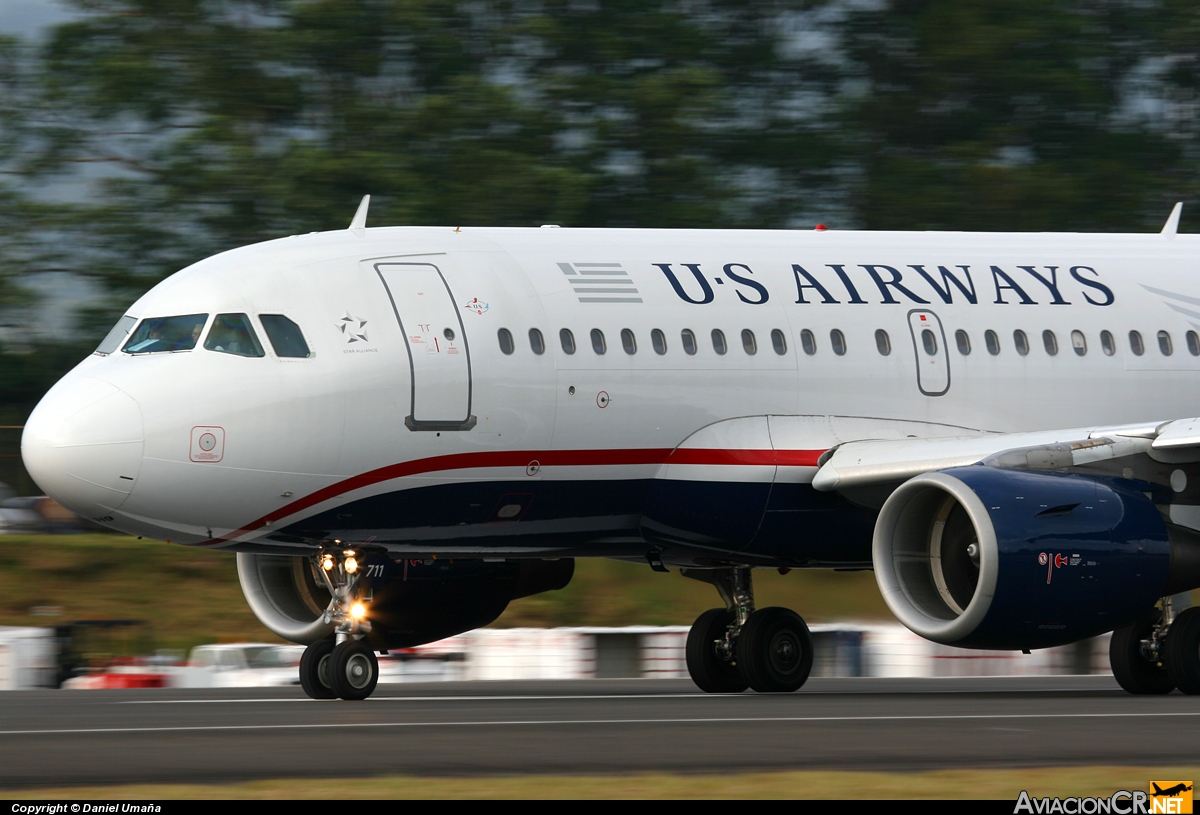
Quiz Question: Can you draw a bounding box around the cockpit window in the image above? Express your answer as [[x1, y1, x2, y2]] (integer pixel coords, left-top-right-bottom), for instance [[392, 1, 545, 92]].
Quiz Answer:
[[259, 314, 311, 358], [123, 314, 208, 354], [95, 315, 137, 355], [204, 313, 265, 357]]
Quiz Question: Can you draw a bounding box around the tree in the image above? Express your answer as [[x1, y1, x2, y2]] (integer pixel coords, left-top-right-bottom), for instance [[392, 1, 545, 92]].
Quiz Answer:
[[839, 0, 1188, 232]]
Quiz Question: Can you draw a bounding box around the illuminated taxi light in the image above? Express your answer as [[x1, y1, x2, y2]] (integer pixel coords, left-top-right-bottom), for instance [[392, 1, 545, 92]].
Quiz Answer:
[[321, 557, 334, 571], [350, 602, 367, 620], [344, 556, 358, 574]]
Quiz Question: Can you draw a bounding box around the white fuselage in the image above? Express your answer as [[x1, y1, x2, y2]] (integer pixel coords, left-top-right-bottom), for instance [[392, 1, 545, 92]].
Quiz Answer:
[[20, 225, 1200, 566]]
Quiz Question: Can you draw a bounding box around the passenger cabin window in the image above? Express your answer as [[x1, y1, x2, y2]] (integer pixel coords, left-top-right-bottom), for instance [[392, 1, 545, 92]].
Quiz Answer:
[[1013, 330, 1029, 356], [1129, 330, 1144, 356], [920, 329, 937, 356], [771, 329, 787, 355], [529, 328, 545, 355], [259, 314, 311, 358], [560, 329, 576, 355], [1159, 330, 1173, 356], [955, 329, 970, 355], [1189, 331, 1200, 356], [1071, 330, 1087, 356], [124, 314, 208, 354], [651, 329, 667, 355], [801, 329, 816, 355], [985, 330, 1000, 356], [875, 329, 891, 356], [621, 328, 637, 355], [591, 328, 607, 355], [1101, 330, 1116, 356], [712, 329, 727, 355], [497, 328, 515, 355], [96, 315, 137, 355], [681, 329, 697, 355], [205, 313, 264, 357], [1042, 330, 1058, 356], [831, 329, 847, 356], [741, 329, 757, 355]]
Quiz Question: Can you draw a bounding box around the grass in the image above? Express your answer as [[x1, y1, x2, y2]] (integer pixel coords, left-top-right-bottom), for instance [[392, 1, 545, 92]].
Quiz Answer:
[[0, 534, 898, 651], [10, 767, 1200, 799], [497, 557, 895, 627]]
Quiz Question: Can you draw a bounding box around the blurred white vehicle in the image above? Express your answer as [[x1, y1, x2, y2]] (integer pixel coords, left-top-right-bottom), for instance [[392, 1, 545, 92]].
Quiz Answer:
[[172, 643, 303, 688]]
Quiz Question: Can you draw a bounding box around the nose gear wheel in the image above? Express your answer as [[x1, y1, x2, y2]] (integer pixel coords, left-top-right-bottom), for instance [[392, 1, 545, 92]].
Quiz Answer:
[[299, 639, 336, 699], [330, 640, 379, 700]]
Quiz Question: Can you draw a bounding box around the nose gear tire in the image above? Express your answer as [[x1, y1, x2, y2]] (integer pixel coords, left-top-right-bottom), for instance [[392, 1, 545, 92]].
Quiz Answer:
[[735, 607, 813, 693], [1164, 606, 1200, 695], [331, 640, 379, 700], [1109, 610, 1175, 695], [299, 639, 336, 700], [685, 608, 748, 693]]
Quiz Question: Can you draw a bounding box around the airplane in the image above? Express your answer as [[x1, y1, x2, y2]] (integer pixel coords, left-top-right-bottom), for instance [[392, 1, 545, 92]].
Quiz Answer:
[[1152, 783, 1194, 797], [20, 196, 1200, 700]]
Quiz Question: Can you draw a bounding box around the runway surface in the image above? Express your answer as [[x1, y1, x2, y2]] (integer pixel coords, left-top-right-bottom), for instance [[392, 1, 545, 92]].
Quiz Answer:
[[1, 676, 1197, 789]]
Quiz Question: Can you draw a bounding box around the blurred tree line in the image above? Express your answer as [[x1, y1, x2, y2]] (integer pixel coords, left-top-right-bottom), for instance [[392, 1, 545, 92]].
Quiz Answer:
[[1, 0, 1199, 487]]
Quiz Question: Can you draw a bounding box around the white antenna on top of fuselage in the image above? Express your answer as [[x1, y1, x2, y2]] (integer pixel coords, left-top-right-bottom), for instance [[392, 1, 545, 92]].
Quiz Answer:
[[1162, 202, 1183, 237], [349, 195, 370, 234]]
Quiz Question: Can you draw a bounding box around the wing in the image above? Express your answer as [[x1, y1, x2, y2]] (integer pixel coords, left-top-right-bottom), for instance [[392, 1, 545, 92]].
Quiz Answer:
[[813, 417, 1200, 506]]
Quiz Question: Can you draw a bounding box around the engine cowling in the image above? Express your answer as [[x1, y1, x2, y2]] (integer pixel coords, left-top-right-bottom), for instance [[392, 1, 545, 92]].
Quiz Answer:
[[237, 554, 574, 650], [873, 466, 1200, 650]]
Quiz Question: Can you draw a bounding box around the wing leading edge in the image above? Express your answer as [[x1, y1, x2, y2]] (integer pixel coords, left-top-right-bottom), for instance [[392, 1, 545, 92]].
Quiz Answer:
[[813, 417, 1200, 500]]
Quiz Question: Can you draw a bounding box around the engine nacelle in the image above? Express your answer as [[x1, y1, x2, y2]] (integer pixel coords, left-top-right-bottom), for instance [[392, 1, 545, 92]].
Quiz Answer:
[[237, 554, 574, 650], [873, 466, 1200, 650]]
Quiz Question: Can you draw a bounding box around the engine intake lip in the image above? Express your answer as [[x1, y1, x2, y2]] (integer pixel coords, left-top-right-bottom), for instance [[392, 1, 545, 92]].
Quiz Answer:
[[873, 471, 999, 644], [237, 552, 335, 644]]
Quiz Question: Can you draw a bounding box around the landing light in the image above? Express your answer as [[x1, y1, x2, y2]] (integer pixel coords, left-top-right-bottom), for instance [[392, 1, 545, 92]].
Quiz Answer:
[[350, 602, 367, 620], [345, 556, 358, 574], [321, 556, 334, 571]]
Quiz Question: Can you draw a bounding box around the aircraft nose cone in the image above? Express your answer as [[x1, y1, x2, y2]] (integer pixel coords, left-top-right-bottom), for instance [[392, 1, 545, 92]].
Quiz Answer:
[[21, 377, 144, 519]]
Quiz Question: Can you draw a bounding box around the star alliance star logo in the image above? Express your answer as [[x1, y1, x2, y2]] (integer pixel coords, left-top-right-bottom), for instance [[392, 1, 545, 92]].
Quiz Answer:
[[336, 312, 369, 344]]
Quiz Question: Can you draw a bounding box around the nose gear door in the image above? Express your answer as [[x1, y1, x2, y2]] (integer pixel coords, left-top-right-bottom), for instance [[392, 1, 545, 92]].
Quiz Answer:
[[907, 309, 950, 396], [376, 262, 476, 430]]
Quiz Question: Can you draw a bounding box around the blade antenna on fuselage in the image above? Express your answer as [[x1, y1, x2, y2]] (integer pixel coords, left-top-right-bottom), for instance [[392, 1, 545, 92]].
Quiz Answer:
[[1162, 202, 1183, 237], [349, 195, 370, 234]]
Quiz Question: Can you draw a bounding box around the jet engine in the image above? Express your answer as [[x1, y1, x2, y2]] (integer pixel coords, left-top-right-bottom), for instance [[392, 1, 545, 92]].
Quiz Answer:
[[237, 553, 574, 650], [872, 466, 1200, 650]]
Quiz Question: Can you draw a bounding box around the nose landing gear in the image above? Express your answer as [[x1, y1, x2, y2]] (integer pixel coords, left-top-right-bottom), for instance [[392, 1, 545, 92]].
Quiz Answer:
[[682, 567, 814, 693], [299, 548, 380, 700]]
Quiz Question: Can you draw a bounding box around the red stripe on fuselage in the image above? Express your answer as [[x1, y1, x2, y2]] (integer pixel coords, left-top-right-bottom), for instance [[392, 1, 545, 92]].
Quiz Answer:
[[210, 446, 824, 544]]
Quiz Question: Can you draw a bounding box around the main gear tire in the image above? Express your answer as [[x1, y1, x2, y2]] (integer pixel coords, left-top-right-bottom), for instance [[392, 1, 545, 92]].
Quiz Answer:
[[1164, 606, 1200, 695], [735, 606, 813, 693], [299, 639, 336, 700], [685, 608, 748, 693], [1110, 610, 1175, 695]]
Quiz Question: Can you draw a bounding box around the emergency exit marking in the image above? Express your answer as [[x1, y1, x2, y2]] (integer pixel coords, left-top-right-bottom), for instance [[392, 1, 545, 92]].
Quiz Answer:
[[190, 426, 225, 463]]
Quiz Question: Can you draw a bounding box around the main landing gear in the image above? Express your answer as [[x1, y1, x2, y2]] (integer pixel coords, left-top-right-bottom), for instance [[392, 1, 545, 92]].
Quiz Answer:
[[1109, 595, 1200, 695], [682, 567, 814, 693], [299, 548, 380, 701]]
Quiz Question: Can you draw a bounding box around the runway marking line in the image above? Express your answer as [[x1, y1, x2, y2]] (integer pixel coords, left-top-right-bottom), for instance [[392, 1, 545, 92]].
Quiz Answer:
[[116, 684, 1127, 705], [7, 711, 1200, 736]]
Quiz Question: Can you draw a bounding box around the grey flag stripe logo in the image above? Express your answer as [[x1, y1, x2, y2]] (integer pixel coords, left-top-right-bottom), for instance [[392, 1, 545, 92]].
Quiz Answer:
[[557, 262, 643, 303]]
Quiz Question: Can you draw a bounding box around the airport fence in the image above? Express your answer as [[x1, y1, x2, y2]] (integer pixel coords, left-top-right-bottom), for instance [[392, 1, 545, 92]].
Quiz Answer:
[[0, 623, 1115, 689], [377, 624, 1112, 683]]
